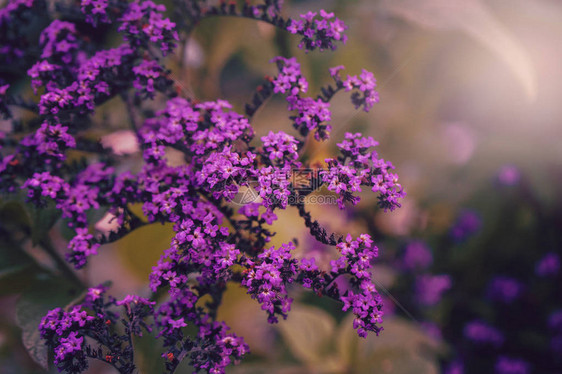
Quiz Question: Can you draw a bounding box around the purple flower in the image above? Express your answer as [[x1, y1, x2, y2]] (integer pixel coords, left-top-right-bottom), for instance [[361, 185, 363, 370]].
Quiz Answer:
[[416, 274, 451, 306], [495, 357, 530, 374], [464, 320, 504, 347], [535, 252, 560, 277], [548, 310, 562, 332], [497, 165, 521, 186], [402, 241, 433, 271], [287, 10, 348, 52], [450, 210, 482, 242], [487, 276, 523, 304]]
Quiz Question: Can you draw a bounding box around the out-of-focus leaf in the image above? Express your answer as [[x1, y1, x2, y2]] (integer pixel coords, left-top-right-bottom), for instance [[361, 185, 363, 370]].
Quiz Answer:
[[217, 283, 274, 357], [0, 240, 41, 295], [15, 277, 84, 369], [337, 315, 443, 374], [0, 200, 31, 230], [0, 197, 41, 293], [116, 222, 175, 279], [277, 305, 343, 372], [0, 240, 35, 279], [381, 0, 537, 100], [134, 333, 166, 373], [30, 203, 61, 246]]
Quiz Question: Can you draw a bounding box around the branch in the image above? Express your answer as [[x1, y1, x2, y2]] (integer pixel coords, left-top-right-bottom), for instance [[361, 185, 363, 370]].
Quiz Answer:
[[294, 201, 343, 246]]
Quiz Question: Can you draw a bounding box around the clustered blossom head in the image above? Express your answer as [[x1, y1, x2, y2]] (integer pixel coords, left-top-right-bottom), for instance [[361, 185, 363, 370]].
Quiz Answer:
[[0, 0, 45, 65], [242, 242, 298, 323], [334, 234, 385, 337], [322, 132, 405, 210], [268, 58, 381, 141], [39, 285, 154, 374], [118, 0, 179, 55], [287, 10, 347, 52], [0, 0, 406, 372], [80, 0, 111, 26]]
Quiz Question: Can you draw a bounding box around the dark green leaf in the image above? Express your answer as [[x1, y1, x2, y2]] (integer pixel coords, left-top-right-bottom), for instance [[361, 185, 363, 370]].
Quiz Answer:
[[0, 200, 31, 231], [31, 204, 61, 246], [16, 277, 84, 369], [0, 236, 42, 295]]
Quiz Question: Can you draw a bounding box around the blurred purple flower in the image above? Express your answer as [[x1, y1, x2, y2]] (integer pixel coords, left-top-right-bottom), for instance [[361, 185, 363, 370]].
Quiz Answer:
[[495, 357, 530, 374], [444, 361, 464, 374], [497, 165, 521, 186], [487, 276, 523, 304], [548, 310, 562, 332], [535, 253, 560, 277], [450, 210, 482, 242], [416, 274, 451, 306], [402, 241, 432, 271], [551, 335, 562, 354], [464, 320, 504, 347]]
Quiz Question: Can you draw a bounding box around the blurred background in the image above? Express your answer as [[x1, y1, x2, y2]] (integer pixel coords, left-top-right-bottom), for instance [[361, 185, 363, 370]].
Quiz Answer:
[[2, 0, 562, 372]]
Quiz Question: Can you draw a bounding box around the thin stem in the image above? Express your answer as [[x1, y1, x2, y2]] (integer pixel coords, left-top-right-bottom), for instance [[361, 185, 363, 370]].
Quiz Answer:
[[294, 201, 343, 246]]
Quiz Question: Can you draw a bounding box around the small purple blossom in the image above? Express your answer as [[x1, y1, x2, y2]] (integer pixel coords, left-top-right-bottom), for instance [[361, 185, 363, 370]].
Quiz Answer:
[[464, 320, 504, 347], [415, 274, 451, 306], [497, 165, 521, 186], [287, 10, 348, 52], [535, 252, 560, 277], [495, 357, 530, 374], [487, 276, 524, 304], [450, 210, 482, 242], [402, 241, 433, 271]]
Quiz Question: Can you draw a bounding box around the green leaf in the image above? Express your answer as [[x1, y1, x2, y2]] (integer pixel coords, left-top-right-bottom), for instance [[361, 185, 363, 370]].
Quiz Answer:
[[0, 199, 31, 231], [0, 240, 35, 279], [337, 315, 444, 374], [0, 236, 42, 295], [16, 277, 84, 369], [31, 204, 61, 246], [116, 222, 175, 279], [277, 304, 343, 372]]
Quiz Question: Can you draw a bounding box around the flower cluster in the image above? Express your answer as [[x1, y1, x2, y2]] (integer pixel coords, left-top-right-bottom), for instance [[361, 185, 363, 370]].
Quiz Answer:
[[0, 0, 45, 65], [80, 0, 111, 26], [287, 10, 348, 52], [118, 0, 179, 55], [39, 285, 153, 374], [330, 66, 381, 112], [0, 0, 407, 373], [269, 58, 381, 141], [335, 234, 385, 337], [322, 132, 405, 210], [463, 320, 504, 347], [242, 242, 298, 323]]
